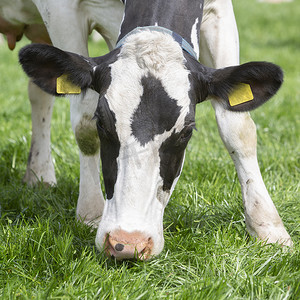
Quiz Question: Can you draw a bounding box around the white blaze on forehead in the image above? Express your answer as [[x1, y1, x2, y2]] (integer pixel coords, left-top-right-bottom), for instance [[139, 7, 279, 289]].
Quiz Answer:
[[106, 55, 144, 143]]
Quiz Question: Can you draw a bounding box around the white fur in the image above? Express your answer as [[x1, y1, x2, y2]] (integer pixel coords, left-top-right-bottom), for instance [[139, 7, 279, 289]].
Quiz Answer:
[[23, 80, 56, 185], [191, 17, 200, 58], [0, 0, 40, 24]]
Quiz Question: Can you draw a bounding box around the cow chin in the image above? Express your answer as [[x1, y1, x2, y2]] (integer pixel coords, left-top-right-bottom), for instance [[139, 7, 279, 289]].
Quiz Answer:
[[95, 193, 168, 260]]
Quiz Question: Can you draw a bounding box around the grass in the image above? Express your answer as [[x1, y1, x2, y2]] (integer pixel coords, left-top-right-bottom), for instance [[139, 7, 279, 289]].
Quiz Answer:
[[0, 0, 299, 298]]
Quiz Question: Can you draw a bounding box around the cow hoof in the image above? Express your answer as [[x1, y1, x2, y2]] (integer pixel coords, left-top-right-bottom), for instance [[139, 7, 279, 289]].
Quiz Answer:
[[77, 214, 102, 229], [263, 235, 293, 248], [248, 224, 293, 248], [23, 169, 57, 187]]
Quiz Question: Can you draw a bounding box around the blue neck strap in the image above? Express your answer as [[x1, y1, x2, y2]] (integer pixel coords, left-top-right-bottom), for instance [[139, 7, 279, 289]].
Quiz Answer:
[[115, 26, 198, 60]]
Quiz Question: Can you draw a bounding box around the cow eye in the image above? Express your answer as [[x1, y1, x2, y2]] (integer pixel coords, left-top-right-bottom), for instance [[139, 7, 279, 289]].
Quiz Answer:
[[96, 118, 116, 142], [179, 126, 193, 143], [171, 126, 194, 149], [93, 112, 108, 137], [96, 119, 106, 135]]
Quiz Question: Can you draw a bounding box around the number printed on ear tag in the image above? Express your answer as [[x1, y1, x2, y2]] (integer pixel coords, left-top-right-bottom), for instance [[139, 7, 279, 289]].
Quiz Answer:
[[229, 83, 254, 106], [56, 74, 81, 94]]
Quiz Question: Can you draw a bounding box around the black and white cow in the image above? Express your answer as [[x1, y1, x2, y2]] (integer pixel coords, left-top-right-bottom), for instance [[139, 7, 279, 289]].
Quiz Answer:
[[18, 0, 292, 260], [0, 0, 124, 188]]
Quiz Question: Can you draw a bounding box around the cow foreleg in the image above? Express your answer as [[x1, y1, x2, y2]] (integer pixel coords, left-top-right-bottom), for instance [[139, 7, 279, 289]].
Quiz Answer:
[[23, 80, 56, 186], [76, 151, 104, 226], [200, 0, 292, 246], [33, 0, 107, 226], [71, 90, 105, 227]]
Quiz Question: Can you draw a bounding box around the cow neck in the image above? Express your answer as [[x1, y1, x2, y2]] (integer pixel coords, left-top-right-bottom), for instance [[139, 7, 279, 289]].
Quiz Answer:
[[117, 0, 204, 57], [115, 26, 198, 60]]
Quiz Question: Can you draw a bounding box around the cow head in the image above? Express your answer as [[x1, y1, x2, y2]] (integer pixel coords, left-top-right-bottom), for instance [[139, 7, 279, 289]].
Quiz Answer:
[[19, 31, 283, 260]]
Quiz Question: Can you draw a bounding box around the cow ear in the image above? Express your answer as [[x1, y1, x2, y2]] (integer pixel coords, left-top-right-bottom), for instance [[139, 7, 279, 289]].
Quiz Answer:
[[206, 62, 283, 111], [19, 44, 95, 96]]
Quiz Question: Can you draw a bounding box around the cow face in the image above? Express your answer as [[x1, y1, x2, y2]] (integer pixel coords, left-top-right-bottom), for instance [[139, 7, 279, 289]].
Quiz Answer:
[[94, 32, 197, 259], [19, 32, 282, 260]]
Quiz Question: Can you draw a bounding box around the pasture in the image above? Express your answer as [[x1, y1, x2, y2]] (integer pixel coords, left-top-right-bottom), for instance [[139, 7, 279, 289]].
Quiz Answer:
[[0, 0, 299, 298]]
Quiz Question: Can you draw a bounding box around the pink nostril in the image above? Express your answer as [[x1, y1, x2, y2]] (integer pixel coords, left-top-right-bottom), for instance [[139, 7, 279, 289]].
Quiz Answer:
[[105, 230, 153, 260]]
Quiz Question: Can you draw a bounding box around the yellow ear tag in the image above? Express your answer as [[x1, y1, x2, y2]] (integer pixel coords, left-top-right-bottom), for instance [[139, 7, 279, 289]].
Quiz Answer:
[[228, 83, 254, 106], [56, 74, 81, 94]]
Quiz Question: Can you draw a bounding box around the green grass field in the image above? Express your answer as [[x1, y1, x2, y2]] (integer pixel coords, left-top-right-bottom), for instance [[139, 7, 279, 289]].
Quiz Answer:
[[0, 0, 299, 299]]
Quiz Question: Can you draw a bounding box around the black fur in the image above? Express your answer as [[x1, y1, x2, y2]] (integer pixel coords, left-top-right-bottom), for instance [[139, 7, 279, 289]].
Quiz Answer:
[[118, 0, 204, 46], [95, 97, 120, 200], [131, 75, 181, 146], [159, 126, 193, 191], [92, 48, 120, 95]]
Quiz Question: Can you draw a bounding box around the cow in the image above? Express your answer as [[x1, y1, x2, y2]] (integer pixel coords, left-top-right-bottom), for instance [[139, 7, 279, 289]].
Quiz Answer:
[[16, 0, 293, 260], [0, 0, 124, 230], [0, 0, 124, 189]]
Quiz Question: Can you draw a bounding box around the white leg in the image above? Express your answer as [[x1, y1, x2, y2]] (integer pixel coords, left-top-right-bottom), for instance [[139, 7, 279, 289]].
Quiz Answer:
[[23, 80, 56, 186], [33, 0, 110, 225], [200, 0, 292, 246], [70, 90, 105, 227], [76, 151, 104, 226]]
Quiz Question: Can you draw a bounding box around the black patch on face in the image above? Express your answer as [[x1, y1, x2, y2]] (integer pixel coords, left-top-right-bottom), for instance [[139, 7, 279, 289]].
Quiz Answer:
[[94, 97, 120, 200], [159, 125, 194, 191], [131, 75, 181, 146]]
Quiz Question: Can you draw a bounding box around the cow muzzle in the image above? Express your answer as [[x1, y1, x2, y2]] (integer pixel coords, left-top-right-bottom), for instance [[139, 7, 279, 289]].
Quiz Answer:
[[104, 229, 154, 260]]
